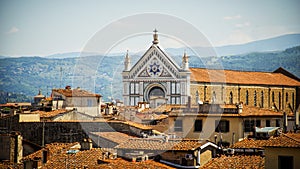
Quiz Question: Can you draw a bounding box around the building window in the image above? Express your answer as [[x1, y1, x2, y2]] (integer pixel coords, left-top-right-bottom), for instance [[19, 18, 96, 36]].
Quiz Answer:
[[171, 82, 180, 94], [245, 90, 249, 105], [229, 92, 233, 104], [195, 90, 199, 103], [266, 120, 271, 127], [194, 120, 203, 132], [256, 120, 261, 127], [278, 156, 293, 169], [212, 91, 216, 103], [272, 91, 275, 103], [87, 99, 93, 107], [130, 82, 139, 94], [254, 91, 257, 106], [244, 120, 255, 132], [276, 119, 281, 127], [261, 91, 264, 108], [171, 96, 180, 104], [215, 120, 229, 133], [130, 96, 139, 106], [286, 93, 288, 103], [174, 120, 183, 132], [292, 93, 295, 109]]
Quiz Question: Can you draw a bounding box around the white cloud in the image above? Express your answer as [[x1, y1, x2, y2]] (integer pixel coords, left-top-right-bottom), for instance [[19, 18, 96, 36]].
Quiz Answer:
[[235, 22, 251, 28], [223, 15, 242, 20], [6, 26, 19, 34], [217, 30, 253, 46]]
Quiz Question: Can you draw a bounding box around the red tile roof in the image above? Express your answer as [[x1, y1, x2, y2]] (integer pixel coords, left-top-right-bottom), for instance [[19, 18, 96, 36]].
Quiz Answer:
[[24, 142, 174, 169], [32, 109, 71, 118], [116, 138, 209, 151], [52, 88, 101, 97], [230, 138, 268, 149], [190, 68, 300, 86], [240, 105, 293, 117], [200, 155, 265, 169], [264, 133, 300, 148], [90, 132, 137, 144]]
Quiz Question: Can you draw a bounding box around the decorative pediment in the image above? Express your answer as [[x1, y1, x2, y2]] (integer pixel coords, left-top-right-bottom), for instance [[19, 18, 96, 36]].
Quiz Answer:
[[129, 45, 181, 79]]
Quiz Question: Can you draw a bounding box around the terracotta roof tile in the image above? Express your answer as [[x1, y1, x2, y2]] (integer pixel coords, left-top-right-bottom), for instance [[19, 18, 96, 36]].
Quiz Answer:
[[190, 68, 300, 86], [24, 142, 174, 169], [23, 142, 79, 161], [116, 138, 208, 151], [230, 138, 268, 149], [264, 133, 300, 148], [32, 109, 71, 118], [240, 105, 293, 117], [200, 155, 265, 169], [52, 88, 101, 97], [90, 132, 137, 144]]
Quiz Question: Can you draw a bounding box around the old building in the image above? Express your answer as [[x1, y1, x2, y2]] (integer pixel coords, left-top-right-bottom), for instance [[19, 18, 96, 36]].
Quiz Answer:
[[0, 132, 23, 164], [264, 133, 300, 169], [165, 103, 293, 145], [122, 30, 300, 114], [115, 138, 219, 168], [51, 86, 102, 116]]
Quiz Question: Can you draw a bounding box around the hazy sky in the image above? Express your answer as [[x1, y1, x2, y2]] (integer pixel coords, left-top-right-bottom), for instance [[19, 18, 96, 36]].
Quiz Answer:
[[0, 0, 299, 56]]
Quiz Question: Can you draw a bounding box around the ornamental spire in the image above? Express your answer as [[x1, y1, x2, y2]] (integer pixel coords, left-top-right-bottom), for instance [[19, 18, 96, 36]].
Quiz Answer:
[[124, 50, 131, 71], [182, 50, 189, 70], [152, 29, 159, 44]]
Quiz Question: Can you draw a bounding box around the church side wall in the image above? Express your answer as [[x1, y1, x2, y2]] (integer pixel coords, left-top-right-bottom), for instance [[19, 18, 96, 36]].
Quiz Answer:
[[190, 83, 297, 113]]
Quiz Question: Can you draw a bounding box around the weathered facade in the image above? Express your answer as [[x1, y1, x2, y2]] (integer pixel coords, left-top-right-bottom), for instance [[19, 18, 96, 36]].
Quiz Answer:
[[51, 86, 102, 116]]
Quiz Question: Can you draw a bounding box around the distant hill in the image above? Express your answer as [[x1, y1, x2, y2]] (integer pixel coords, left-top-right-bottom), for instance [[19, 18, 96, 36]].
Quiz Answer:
[[18, 33, 300, 59], [0, 45, 299, 103], [165, 33, 300, 56]]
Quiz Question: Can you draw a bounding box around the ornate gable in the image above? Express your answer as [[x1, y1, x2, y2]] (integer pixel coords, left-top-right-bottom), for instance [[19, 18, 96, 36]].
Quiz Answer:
[[130, 45, 180, 80]]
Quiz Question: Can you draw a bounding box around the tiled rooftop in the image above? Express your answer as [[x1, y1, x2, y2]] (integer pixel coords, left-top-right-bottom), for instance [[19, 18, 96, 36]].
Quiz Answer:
[[264, 133, 300, 148], [240, 105, 293, 117], [23, 142, 174, 169], [190, 68, 300, 86], [32, 109, 71, 118], [200, 155, 265, 169], [231, 133, 300, 149], [230, 138, 268, 149], [116, 138, 208, 151], [52, 88, 101, 97], [90, 131, 137, 144], [23, 142, 80, 161], [135, 112, 168, 121]]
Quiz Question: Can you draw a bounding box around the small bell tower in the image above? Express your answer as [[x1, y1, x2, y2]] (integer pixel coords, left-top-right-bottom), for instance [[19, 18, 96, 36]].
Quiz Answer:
[[182, 50, 189, 70], [152, 29, 159, 45], [124, 50, 131, 71]]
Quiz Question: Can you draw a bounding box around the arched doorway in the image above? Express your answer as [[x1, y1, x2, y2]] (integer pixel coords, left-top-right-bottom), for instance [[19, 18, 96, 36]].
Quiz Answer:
[[149, 87, 165, 99], [146, 85, 166, 108]]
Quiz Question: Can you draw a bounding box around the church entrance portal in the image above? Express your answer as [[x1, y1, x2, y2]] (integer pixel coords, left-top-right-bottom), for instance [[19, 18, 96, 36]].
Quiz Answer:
[[148, 86, 166, 108]]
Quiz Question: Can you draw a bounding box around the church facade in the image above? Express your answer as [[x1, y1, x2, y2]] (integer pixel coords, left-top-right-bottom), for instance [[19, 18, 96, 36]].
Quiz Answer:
[[122, 30, 191, 108], [122, 30, 300, 113]]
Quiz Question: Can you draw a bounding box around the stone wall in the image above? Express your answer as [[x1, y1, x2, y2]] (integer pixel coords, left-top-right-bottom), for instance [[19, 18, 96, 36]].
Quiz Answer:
[[0, 116, 148, 146], [190, 84, 297, 113]]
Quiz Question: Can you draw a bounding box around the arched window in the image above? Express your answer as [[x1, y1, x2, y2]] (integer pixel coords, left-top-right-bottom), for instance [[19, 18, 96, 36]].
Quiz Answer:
[[245, 90, 249, 105], [195, 90, 199, 103], [286, 93, 289, 103], [254, 91, 257, 106], [279, 92, 281, 109], [292, 93, 295, 109], [229, 92, 233, 104], [272, 91, 275, 103], [212, 91, 216, 103], [261, 91, 264, 108]]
